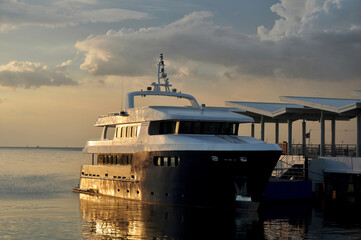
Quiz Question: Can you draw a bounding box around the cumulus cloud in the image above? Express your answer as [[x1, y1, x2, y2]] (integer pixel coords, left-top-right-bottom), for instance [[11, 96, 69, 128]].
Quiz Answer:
[[0, 0, 149, 32], [75, 8, 361, 82], [0, 61, 77, 88], [258, 0, 361, 41]]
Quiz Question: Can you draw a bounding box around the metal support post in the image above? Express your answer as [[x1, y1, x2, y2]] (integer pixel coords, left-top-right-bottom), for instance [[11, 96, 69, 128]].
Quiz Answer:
[[331, 119, 336, 156], [275, 122, 279, 144], [251, 123, 255, 138], [260, 116, 265, 141], [357, 115, 361, 157], [320, 111, 325, 156], [288, 119, 293, 153], [302, 119, 306, 157]]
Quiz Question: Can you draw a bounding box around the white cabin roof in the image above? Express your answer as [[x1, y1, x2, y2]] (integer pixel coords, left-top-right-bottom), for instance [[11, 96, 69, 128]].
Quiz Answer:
[[94, 106, 253, 127]]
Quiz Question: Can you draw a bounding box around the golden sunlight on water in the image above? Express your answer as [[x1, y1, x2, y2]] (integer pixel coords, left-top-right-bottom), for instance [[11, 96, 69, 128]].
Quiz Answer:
[[80, 194, 145, 239], [78, 193, 264, 239]]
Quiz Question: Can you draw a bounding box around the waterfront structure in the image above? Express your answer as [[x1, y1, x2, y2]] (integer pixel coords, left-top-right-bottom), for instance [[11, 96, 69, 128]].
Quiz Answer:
[[227, 97, 361, 157], [227, 97, 361, 200], [74, 54, 282, 208]]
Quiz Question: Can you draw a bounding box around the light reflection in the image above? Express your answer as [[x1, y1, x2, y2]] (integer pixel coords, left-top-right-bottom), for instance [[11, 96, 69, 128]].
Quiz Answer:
[[79, 194, 145, 239], [262, 202, 313, 240], [78, 193, 264, 239], [80, 194, 356, 239]]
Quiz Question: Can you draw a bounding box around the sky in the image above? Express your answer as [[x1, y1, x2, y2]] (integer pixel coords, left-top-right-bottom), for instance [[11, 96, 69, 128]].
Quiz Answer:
[[0, 0, 360, 147]]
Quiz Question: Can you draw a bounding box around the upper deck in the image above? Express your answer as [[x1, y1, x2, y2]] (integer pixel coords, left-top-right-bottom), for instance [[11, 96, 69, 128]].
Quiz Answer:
[[84, 54, 280, 154], [93, 54, 253, 127], [94, 106, 253, 127]]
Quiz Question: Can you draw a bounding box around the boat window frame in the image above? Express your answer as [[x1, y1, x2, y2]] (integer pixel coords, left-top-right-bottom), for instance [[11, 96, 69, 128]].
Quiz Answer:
[[114, 123, 141, 139], [148, 120, 239, 135]]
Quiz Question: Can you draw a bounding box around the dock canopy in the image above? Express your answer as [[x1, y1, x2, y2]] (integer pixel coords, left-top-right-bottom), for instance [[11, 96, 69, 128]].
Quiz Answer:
[[226, 96, 361, 157]]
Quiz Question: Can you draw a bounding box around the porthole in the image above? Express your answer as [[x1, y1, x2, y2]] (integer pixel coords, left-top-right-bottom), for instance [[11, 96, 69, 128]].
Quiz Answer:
[[137, 190, 140, 194], [153, 156, 181, 167], [240, 157, 248, 162], [117, 189, 120, 192], [127, 189, 130, 193]]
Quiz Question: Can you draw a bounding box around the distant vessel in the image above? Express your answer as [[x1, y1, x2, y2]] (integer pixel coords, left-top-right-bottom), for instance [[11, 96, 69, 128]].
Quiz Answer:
[[73, 54, 282, 208]]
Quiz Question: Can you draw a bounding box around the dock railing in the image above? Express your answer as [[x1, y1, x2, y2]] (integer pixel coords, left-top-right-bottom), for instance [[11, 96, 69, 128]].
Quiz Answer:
[[272, 144, 356, 180], [272, 147, 307, 180], [291, 144, 356, 158]]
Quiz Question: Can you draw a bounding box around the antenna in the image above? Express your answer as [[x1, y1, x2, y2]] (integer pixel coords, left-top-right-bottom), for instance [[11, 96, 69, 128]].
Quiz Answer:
[[153, 53, 172, 92], [121, 79, 124, 110]]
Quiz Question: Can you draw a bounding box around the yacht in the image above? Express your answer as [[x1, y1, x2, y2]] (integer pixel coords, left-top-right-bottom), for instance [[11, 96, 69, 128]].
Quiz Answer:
[[74, 54, 282, 208]]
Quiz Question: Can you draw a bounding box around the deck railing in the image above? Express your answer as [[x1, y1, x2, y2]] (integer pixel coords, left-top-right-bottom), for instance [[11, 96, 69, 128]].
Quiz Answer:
[[290, 144, 356, 158], [272, 148, 306, 180], [272, 144, 356, 180]]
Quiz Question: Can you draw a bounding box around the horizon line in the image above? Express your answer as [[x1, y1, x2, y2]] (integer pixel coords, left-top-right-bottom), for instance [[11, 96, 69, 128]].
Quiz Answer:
[[0, 146, 83, 150]]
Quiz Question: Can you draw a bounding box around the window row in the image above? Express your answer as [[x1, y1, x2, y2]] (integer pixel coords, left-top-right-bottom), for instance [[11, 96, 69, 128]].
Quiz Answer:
[[153, 156, 181, 167], [115, 124, 140, 139], [98, 154, 133, 165], [82, 172, 100, 177], [81, 172, 134, 180], [148, 121, 239, 135]]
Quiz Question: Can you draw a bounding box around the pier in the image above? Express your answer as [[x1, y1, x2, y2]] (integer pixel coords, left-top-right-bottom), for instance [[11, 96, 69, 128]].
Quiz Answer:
[[228, 94, 361, 201]]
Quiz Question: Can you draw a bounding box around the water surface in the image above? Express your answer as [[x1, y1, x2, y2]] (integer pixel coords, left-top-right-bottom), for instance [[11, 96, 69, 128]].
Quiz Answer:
[[0, 148, 360, 239]]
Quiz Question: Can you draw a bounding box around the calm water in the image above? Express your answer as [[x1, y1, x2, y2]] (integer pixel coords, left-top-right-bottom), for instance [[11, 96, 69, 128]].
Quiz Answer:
[[0, 148, 361, 239]]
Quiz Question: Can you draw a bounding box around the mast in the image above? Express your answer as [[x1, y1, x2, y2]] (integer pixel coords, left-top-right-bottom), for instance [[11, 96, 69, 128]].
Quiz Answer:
[[125, 54, 200, 109], [153, 53, 172, 92]]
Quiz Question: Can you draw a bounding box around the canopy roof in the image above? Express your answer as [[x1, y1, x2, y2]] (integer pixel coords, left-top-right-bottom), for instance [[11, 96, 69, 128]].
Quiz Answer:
[[226, 99, 357, 123], [280, 96, 361, 117]]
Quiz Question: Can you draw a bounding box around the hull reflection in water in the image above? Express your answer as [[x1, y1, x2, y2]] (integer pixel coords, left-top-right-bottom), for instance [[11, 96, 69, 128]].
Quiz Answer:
[[79, 193, 264, 239]]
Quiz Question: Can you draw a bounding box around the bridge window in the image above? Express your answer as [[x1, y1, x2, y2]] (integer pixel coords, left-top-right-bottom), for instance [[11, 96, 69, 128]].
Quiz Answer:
[[115, 124, 141, 139], [149, 121, 238, 135]]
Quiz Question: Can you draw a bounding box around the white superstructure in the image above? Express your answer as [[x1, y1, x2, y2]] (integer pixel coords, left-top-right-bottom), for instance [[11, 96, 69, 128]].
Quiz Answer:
[[84, 54, 279, 154]]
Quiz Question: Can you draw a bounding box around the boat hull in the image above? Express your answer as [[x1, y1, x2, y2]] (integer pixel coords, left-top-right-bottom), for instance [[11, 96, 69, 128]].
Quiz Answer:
[[78, 150, 281, 208]]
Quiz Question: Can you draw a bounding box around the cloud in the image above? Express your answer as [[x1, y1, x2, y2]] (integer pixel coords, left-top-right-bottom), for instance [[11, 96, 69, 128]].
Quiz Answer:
[[0, 61, 78, 88], [75, 9, 361, 82], [257, 0, 361, 41], [56, 59, 73, 71], [0, 0, 150, 32]]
